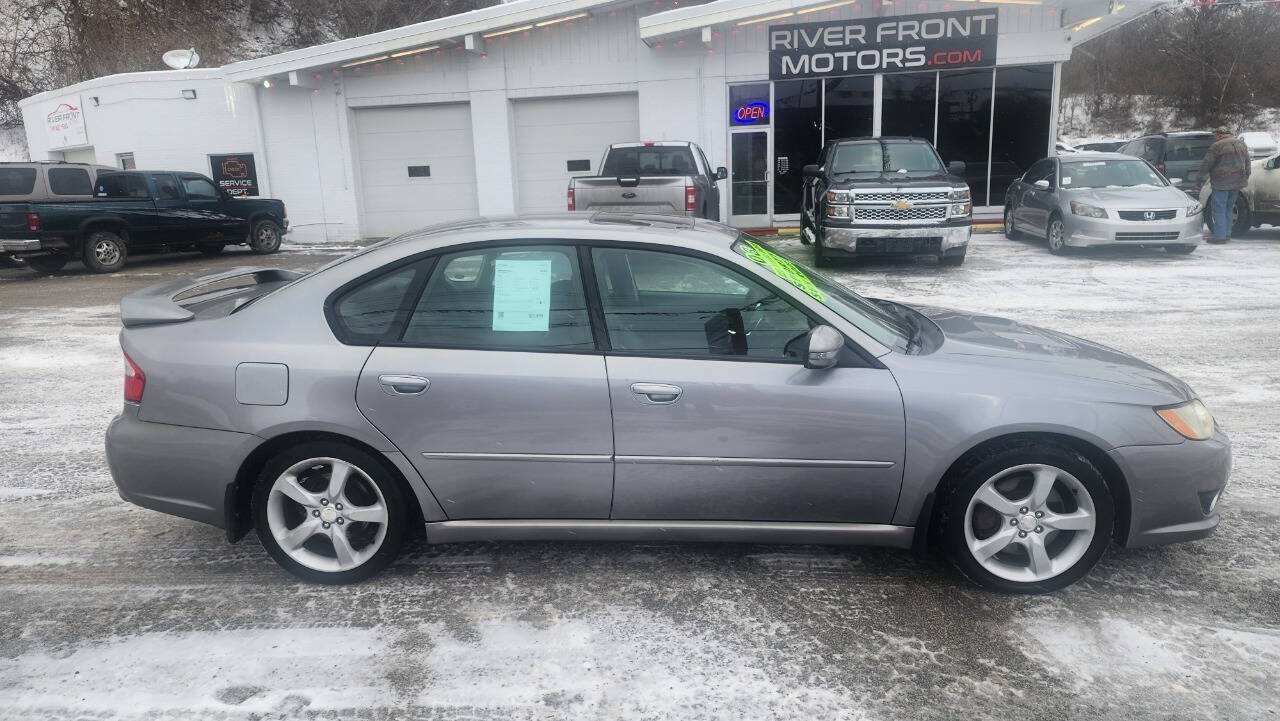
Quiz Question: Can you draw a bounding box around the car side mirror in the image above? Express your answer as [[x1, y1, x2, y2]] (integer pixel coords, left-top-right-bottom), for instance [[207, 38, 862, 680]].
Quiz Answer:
[[802, 164, 822, 178], [1169, 177, 1183, 187], [715, 166, 728, 181], [948, 160, 966, 176], [804, 325, 843, 370], [1033, 179, 1050, 190]]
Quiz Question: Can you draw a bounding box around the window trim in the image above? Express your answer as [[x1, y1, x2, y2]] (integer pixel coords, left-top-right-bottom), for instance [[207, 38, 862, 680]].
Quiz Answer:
[[321, 237, 880, 368]]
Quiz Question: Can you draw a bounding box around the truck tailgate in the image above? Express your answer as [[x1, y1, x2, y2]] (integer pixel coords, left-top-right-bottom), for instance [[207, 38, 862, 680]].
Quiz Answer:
[[573, 176, 687, 214], [0, 203, 36, 247]]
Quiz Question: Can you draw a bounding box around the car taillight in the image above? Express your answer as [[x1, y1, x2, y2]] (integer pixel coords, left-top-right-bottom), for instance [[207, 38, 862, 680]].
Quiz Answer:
[[26, 212, 40, 231], [685, 186, 697, 212], [123, 350, 145, 404], [566, 187, 576, 211]]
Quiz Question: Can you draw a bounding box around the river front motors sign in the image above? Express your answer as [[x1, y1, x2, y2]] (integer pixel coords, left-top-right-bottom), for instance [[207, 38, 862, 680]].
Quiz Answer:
[[43, 95, 88, 150], [769, 9, 998, 80], [209, 153, 260, 197]]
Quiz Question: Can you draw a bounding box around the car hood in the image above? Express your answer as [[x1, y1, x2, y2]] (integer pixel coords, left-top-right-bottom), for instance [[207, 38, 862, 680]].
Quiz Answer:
[[907, 304, 1195, 402], [830, 170, 962, 190], [1060, 185, 1190, 209]]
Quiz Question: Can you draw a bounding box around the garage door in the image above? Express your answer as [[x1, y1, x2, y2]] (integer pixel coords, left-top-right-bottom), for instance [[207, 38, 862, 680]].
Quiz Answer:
[[514, 94, 639, 214], [355, 103, 477, 238]]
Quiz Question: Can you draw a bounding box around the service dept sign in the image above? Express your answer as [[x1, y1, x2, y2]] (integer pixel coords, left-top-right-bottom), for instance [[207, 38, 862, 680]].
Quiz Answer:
[[42, 95, 88, 150], [769, 9, 998, 80]]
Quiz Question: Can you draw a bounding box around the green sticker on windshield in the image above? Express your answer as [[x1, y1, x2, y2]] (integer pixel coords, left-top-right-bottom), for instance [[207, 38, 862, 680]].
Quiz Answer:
[[739, 239, 825, 302]]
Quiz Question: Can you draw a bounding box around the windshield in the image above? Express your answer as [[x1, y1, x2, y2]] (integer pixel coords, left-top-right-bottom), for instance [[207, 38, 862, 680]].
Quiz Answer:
[[830, 141, 943, 175], [731, 237, 911, 349], [1061, 159, 1167, 189]]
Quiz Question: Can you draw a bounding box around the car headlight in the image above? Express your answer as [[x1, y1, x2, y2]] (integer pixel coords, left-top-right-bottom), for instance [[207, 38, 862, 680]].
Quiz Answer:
[[825, 189, 852, 204], [825, 204, 850, 219], [948, 202, 972, 218], [1070, 201, 1107, 218], [1156, 399, 1216, 440], [1186, 201, 1203, 217], [949, 187, 971, 202]]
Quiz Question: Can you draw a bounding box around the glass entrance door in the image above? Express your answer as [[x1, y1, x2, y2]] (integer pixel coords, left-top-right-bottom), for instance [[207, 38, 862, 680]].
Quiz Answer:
[[729, 130, 770, 228]]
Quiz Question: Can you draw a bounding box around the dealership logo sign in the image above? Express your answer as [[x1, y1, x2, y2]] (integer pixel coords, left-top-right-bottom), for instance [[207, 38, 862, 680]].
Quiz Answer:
[[42, 95, 89, 150], [769, 9, 998, 80]]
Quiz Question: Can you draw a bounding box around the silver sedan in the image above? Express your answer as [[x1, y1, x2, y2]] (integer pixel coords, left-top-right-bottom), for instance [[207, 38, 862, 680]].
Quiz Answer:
[[105, 214, 1230, 593], [1004, 153, 1205, 255]]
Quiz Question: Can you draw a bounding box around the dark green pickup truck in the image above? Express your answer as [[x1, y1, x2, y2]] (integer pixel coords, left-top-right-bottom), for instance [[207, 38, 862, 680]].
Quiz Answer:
[[0, 169, 287, 274]]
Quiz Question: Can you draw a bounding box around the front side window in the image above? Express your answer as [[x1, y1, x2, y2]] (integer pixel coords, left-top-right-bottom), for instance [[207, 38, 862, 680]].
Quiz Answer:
[[592, 247, 812, 360], [181, 176, 219, 200], [403, 245, 594, 351], [153, 174, 182, 200], [48, 167, 92, 195]]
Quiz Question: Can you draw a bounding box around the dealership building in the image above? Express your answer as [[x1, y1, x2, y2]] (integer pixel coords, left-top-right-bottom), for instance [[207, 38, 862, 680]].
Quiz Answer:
[[20, 0, 1150, 242]]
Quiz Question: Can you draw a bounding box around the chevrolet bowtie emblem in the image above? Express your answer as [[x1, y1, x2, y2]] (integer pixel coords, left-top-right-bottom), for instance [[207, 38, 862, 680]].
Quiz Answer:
[[892, 199, 912, 210]]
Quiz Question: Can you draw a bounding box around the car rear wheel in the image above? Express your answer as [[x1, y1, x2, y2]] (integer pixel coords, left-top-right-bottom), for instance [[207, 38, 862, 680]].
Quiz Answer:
[[249, 219, 283, 254], [1004, 208, 1022, 240], [25, 254, 69, 274], [253, 442, 408, 584], [1046, 216, 1068, 255], [940, 440, 1114, 593], [82, 231, 127, 273]]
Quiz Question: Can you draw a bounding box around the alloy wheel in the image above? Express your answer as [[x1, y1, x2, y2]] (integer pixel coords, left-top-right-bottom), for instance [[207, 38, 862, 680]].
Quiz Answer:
[[94, 239, 121, 266], [265, 457, 389, 572], [1048, 220, 1065, 252], [254, 223, 281, 252], [963, 463, 1096, 583]]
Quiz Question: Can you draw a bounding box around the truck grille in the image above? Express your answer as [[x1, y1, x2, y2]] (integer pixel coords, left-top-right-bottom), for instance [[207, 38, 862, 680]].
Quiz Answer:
[[854, 206, 947, 221], [1117, 209, 1178, 221], [1115, 232, 1181, 241], [858, 191, 949, 202]]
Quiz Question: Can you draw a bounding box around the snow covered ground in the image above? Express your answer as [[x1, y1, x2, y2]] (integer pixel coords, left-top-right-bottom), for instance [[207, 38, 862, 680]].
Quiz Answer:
[[0, 233, 1277, 720]]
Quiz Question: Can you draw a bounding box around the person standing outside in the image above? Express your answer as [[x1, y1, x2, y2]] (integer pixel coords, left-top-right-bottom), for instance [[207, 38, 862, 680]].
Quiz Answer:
[[1198, 127, 1252, 243]]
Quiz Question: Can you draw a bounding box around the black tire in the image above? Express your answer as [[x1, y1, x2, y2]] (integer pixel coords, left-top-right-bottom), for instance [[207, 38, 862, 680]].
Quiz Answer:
[[1046, 215, 1068, 256], [252, 441, 409, 584], [813, 230, 833, 268], [799, 214, 812, 245], [939, 249, 966, 267], [25, 254, 69, 274], [1004, 207, 1022, 240], [199, 244, 226, 256], [249, 219, 283, 254], [81, 230, 128, 273], [1165, 244, 1197, 255], [1205, 195, 1252, 239], [939, 439, 1115, 594]]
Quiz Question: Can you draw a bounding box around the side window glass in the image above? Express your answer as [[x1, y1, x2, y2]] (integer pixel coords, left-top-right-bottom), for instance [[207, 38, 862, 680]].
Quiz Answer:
[[591, 247, 813, 360], [403, 245, 594, 351], [182, 176, 219, 200], [94, 174, 149, 198], [333, 264, 423, 343], [154, 174, 182, 200], [48, 168, 92, 195], [0, 167, 37, 195]]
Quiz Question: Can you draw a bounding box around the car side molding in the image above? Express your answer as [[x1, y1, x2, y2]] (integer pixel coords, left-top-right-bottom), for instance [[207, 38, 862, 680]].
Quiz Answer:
[[423, 519, 915, 548]]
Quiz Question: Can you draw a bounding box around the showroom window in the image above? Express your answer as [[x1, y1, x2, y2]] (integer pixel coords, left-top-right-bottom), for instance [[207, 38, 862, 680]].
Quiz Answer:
[[402, 245, 594, 351], [936, 69, 994, 205], [823, 75, 873, 143], [772, 79, 822, 215], [591, 247, 812, 360], [990, 65, 1054, 207], [882, 72, 937, 144]]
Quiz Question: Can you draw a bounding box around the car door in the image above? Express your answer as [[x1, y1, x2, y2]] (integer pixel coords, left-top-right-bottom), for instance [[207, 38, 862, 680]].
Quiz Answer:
[[149, 173, 187, 241], [1013, 159, 1051, 233], [695, 145, 721, 220], [179, 174, 243, 239], [1023, 158, 1060, 233], [353, 243, 615, 520], [1254, 155, 1280, 213], [590, 245, 905, 523]]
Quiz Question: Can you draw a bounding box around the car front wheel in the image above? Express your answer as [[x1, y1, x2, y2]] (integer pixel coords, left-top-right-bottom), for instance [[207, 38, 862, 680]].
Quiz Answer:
[[253, 442, 408, 584], [940, 440, 1114, 593], [1046, 216, 1068, 255], [250, 219, 283, 254], [1004, 208, 1022, 240]]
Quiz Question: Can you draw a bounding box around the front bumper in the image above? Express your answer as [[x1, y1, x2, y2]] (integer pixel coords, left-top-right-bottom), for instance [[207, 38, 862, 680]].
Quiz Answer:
[[820, 223, 971, 256], [1062, 212, 1204, 247], [1110, 431, 1231, 548], [105, 404, 260, 529]]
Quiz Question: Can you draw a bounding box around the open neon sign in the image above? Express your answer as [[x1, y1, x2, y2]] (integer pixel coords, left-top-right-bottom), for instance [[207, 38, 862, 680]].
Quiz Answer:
[[733, 100, 769, 125]]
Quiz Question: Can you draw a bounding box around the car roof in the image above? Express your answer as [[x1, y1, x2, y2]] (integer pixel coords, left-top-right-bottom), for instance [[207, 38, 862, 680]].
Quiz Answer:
[[381, 212, 742, 251], [1057, 151, 1141, 161], [828, 136, 931, 145]]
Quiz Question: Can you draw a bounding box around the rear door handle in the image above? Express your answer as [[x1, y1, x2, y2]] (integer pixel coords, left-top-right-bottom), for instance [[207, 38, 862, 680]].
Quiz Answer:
[[630, 382, 682, 405], [378, 374, 430, 396]]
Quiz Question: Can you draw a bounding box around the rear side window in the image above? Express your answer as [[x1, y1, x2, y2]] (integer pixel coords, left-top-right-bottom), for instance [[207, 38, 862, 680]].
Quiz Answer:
[[95, 174, 150, 198], [154, 174, 182, 200], [0, 167, 37, 195], [1166, 137, 1213, 162], [402, 245, 594, 351], [332, 264, 424, 344], [48, 167, 92, 195], [601, 147, 698, 176]]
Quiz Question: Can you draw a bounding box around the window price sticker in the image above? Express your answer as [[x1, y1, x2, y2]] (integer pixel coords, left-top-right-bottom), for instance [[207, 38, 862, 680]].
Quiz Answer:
[[492, 259, 552, 332]]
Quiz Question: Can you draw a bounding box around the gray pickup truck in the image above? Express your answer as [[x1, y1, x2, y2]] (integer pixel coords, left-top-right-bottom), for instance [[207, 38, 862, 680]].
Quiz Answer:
[[567, 141, 727, 219]]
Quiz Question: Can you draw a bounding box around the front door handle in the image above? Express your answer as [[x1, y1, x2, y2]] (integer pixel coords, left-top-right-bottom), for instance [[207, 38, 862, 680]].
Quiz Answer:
[[630, 382, 682, 404], [378, 374, 430, 396]]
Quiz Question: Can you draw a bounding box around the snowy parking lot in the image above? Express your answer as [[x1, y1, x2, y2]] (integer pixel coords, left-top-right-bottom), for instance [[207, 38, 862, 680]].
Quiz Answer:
[[1, 231, 1277, 720]]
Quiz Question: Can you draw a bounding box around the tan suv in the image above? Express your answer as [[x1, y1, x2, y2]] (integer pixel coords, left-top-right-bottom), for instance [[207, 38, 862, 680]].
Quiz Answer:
[[0, 161, 116, 202]]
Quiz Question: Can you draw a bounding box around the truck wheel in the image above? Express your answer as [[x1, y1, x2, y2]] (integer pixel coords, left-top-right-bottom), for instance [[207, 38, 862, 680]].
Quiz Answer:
[[250, 220, 283, 254], [25, 255, 69, 275], [813, 232, 833, 268], [82, 231, 128, 273]]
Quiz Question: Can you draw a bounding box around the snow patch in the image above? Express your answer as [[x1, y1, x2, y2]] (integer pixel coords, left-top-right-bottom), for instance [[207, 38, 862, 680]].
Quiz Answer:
[[0, 555, 84, 567]]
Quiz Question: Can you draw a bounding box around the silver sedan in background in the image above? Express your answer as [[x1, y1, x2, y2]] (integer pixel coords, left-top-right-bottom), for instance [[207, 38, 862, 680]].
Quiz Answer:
[[105, 215, 1229, 594], [1004, 153, 1204, 255]]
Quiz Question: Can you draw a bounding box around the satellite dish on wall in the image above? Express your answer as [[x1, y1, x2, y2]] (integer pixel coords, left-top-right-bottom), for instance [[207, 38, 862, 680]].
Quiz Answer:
[[162, 48, 200, 70]]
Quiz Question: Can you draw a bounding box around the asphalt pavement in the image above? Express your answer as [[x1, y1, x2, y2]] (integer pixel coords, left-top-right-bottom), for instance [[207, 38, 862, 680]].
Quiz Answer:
[[1, 231, 1277, 720]]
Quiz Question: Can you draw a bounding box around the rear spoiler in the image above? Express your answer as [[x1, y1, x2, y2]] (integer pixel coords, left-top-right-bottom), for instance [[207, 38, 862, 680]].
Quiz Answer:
[[120, 267, 303, 328]]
